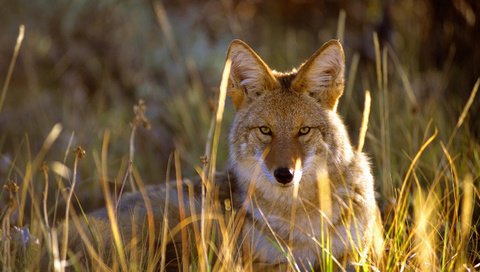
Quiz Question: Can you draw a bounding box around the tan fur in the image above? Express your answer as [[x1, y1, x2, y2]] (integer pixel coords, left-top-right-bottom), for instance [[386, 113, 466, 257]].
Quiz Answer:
[[227, 39, 379, 269], [59, 39, 381, 271]]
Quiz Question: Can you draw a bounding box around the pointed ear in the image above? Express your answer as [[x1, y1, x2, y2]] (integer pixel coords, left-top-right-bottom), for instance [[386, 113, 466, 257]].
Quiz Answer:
[[292, 40, 345, 111], [226, 40, 278, 110]]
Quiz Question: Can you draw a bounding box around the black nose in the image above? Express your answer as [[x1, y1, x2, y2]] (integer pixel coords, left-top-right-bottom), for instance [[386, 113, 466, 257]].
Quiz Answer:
[[274, 167, 294, 184]]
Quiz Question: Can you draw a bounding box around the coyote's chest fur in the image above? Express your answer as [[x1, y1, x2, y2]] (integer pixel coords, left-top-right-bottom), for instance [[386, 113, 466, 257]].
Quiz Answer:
[[80, 39, 379, 270]]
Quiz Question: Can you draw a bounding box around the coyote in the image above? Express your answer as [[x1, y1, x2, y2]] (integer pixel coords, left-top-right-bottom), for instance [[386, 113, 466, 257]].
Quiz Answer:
[[63, 39, 380, 271]]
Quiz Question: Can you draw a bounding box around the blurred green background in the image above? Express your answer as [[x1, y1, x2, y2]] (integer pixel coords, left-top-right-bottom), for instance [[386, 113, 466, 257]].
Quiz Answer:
[[0, 0, 479, 212]]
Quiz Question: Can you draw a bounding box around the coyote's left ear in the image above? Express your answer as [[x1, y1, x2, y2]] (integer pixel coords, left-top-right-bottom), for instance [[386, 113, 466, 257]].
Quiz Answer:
[[292, 40, 345, 111], [226, 40, 278, 110]]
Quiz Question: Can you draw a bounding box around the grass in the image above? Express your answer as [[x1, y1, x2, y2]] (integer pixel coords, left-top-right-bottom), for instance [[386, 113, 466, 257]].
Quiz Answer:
[[1, 7, 480, 272]]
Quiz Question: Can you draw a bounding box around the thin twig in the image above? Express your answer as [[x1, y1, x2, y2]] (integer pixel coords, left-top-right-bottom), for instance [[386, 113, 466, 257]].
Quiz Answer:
[[61, 146, 85, 271], [117, 100, 150, 213], [0, 25, 24, 113], [358, 90, 372, 152]]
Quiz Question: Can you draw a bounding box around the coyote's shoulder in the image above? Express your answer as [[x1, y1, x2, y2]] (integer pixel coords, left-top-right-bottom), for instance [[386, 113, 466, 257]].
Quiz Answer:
[[64, 39, 380, 271]]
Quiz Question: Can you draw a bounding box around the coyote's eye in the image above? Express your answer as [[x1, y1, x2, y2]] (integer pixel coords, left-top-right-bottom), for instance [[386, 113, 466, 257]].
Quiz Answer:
[[259, 126, 272, 135], [298, 127, 311, 136]]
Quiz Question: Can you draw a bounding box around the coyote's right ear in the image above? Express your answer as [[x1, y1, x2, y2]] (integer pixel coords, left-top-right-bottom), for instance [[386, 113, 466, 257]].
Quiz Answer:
[[292, 40, 345, 112], [226, 40, 278, 110]]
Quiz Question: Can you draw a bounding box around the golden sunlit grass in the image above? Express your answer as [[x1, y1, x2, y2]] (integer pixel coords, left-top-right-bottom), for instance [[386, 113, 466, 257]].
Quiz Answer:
[[1, 11, 479, 272]]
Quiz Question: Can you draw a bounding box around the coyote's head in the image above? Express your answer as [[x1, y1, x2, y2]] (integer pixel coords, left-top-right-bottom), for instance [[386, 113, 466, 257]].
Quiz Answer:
[[227, 39, 355, 203]]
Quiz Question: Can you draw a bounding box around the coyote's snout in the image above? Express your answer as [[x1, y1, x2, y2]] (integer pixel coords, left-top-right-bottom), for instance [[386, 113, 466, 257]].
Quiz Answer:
[[263, 120, 304, 186], [61, 39, 381, 271]]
